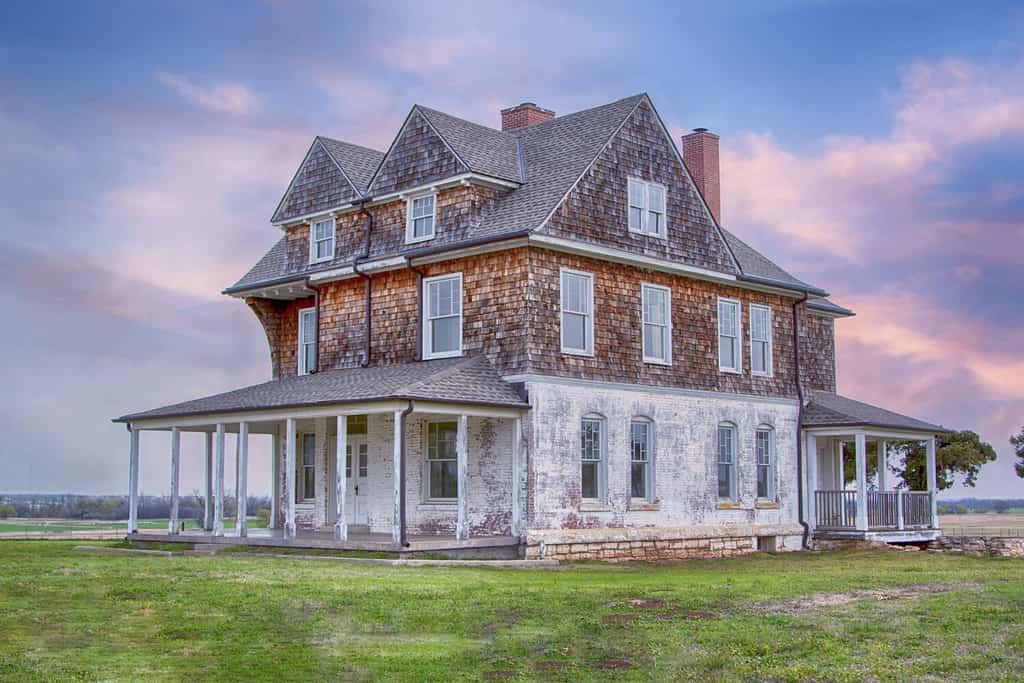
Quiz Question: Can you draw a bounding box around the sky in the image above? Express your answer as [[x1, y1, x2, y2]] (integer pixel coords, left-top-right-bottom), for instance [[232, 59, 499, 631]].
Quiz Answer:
[[0, 0, 1021, 499]]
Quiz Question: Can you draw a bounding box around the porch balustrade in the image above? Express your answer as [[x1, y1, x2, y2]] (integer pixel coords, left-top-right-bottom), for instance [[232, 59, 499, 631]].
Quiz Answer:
[[814, 489, 935, 531]]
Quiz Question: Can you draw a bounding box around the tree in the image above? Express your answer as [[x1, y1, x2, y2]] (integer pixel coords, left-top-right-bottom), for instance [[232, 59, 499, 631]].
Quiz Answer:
[[892, 430, 997, 491], [993, 499, 1010, 514], [0, 504, 15, 518], [1012, 427, 1024, 479]]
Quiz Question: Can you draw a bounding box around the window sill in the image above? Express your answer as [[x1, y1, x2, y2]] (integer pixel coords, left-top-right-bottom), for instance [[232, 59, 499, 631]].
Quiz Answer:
[[627, 227, 668, 240], [755, 501, 780, 509], [296, 502, 315, 508], [405, 234, 435, 245], [717, 501, 744, 510], [579, 500, 612, 512], [561, 349, 595, 358], [628, 500, 660, 512], [418, 502, 456, 511], [423, 351, 463, 361], [643, 358, 672, 367], [308, 256, 334, 266], [719, 368, 742, 375], [751, 372, 774, 379]]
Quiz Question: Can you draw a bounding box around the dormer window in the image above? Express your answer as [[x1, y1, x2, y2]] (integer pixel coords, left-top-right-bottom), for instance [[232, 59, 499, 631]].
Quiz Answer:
[[309, 218, 335, 264], [406, 193, 436, 243], [627, 178, 667, 237]]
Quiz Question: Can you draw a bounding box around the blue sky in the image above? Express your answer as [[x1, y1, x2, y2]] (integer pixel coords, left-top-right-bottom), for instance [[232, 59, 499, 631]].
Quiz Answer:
[[0, 0, 1021, 498]]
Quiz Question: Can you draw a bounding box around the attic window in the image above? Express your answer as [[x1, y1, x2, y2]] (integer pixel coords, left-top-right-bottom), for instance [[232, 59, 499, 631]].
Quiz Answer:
[[309, 218, 335, 264], [406, 193, 436, 244], [627, 178, 667, 238]]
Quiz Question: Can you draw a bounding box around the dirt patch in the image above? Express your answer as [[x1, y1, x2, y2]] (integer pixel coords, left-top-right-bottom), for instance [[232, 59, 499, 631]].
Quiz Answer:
[[482, 671, 518, 680], [533, 661, 571, 671], [786, 624, 822, 631], [596, 658, 633, 670], [601, 613, 638, 623], [604, 598, 668, 610], [481, 610, 523, 639], [751, 582, 978, 616]]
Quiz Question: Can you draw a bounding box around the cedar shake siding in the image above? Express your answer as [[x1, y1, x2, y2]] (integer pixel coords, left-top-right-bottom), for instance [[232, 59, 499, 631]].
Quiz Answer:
[[524, 249, 800, 398], [798, 312, 837, 393], [273, 140, 362, 223], [540, 98, 737, 275], [369, 109, 468, 196]]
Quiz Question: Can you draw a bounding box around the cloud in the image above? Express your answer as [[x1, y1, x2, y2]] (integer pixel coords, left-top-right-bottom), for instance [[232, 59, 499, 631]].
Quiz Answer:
[[157, 71, 260, 116]]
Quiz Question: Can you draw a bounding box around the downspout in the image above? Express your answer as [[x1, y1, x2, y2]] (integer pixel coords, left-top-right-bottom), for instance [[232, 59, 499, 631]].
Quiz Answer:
[[792, 292, 811, 549], [399, 399, 414, 548], [304, 277, 321, 373], [353, 204, 373, 367]]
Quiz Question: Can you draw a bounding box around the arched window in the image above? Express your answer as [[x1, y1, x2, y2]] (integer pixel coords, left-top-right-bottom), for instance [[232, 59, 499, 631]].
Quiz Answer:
[[580, 414, 606, 500], [630, 418, 654, 501], [717, 422, 737, 500], [756, 425, 775, 500]]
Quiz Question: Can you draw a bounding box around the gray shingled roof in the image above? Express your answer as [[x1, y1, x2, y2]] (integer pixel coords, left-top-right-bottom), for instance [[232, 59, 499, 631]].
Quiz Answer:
[[807, 298, 855, 317], [236, 93, 824, 296], [115, 356, 527, 423], [804, 390, 943, 432], [319, 137, 385, 194]]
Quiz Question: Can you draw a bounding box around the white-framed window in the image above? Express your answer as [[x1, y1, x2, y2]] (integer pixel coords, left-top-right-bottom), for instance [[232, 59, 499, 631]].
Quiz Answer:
[[641, 283, 672, 365], [627, 177, 667, 237], [756, 426, 775, 499], [630, 418, 654, 501], [580, 416, 606, 500], [717, 423, 737, 499], [422, 273, 462, 359], [309, 217, 335, 264], [300, 433, 316, 501], [750, 304, 773, 376], [717, 297, 742, 373], [297, 307, 316, 375], [560, 268, 594, 355], [406, 192, 436, 243], [425, 421, 458, 501]]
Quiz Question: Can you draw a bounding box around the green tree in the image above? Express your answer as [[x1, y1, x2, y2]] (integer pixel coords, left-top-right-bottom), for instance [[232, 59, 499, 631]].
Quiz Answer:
[[892, 430, 997, 491], [1011, 427, 1024, 478], [993, 499, 1010, 513], [0, 504, 15, 518]]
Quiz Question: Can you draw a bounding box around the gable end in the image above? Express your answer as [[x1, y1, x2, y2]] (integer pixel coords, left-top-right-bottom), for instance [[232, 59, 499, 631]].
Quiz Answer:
[[272, 138, 362, 224], [368, 108, 470, 197]]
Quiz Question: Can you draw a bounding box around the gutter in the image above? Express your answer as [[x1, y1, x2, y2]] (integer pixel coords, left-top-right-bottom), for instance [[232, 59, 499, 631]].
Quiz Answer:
[[738, 273, 828, 298], [792, 292, 811, 550], [405, 257, 427, 360]]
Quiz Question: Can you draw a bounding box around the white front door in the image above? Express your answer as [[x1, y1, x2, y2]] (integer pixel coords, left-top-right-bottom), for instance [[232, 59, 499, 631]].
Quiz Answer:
[[346, 438, 369, 525]]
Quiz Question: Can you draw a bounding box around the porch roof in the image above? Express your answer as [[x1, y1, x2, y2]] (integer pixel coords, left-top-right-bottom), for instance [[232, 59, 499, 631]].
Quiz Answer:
[[114, 355, 528, 423], [804, 390, 944, 433]]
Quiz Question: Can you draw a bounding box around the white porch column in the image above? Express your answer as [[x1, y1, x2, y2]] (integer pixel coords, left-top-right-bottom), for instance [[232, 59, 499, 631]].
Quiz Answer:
[[284, 418, 297, 538], [511, 416, 522, 538], [334, 415, 348, 542], [127, 428, 139, 534], [213, 423, 225, 537], [926, 436, 938, 528], [168, 428, 180, 535], [835, 441, 844, 489], [877, 440, 888, 491], [203, 432, 213, 530], [455, 414, 469, 541], [236, 422, 249, 537], [855, 433, 868, 531], [392, 410, 403, 548], [269, 431, 279, 529], [805, 432, 817, 531]]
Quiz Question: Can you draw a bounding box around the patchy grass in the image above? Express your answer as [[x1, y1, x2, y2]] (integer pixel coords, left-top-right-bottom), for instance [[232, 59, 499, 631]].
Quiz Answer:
[[0, 542, 1022, 681], [0, 517, 268, 534]]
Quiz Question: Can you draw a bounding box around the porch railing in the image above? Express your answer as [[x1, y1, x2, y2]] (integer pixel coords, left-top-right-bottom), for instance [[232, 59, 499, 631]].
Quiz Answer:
[[815, 490, 935, 531]]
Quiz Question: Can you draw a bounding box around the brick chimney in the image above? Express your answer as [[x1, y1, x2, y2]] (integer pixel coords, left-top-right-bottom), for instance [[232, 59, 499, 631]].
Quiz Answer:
[[501, 102, 555, 131], [681, 128, 721, 225]]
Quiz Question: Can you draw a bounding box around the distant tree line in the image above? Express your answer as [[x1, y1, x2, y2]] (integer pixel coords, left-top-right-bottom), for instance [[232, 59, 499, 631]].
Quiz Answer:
[[937, 498, 1024, 515], [0, 493, 270, 522]]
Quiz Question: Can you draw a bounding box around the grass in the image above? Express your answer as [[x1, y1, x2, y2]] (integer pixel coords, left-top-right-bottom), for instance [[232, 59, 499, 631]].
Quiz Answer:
[[0, 517, 268, 534], [0, 542, 1022, 681]]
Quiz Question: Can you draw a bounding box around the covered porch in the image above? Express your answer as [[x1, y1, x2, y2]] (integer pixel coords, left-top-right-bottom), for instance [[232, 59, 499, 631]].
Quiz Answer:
[[803, 391, 943, 543], [114, 357, 529, 553]]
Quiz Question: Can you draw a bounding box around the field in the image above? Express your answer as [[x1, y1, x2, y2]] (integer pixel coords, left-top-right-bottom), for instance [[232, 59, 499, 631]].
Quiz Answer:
[[1, 542, 1022, 681], [939, 513, 1024, 537]]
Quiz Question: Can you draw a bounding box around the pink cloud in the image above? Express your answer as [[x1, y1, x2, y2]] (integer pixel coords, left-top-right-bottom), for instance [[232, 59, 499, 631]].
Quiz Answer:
[[157, 71, 260, 116]]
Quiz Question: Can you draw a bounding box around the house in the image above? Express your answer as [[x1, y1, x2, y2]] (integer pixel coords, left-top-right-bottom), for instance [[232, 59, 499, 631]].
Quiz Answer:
[[116, 94, 943, 560]]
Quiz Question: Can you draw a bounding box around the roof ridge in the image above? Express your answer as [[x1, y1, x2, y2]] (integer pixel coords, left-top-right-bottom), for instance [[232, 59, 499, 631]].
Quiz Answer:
[[318, 135, 386, 156], [415, 105, 509, 136], [519, 93, 646, 134]]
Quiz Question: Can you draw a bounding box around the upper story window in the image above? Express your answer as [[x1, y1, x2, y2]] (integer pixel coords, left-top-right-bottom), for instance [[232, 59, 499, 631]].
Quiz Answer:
[[717, 423, 737, 499], [422, 273, 462, 359], [756, 426, 775, 499], [750, 304, 773, 376], [630, 418, 654, 501], [406, 193, 436, 243], [580, 416, 606, 500], [717, 297, 742, 373], [310, 218, 335, 264], [627, 178, 667, 238], [560, 269, 594, 356], [641, 283, 672, 365], [298, 307, 316, 375]]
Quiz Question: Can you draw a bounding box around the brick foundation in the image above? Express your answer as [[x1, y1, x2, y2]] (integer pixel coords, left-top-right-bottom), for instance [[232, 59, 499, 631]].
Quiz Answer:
[[928, 536, 1024, 558]]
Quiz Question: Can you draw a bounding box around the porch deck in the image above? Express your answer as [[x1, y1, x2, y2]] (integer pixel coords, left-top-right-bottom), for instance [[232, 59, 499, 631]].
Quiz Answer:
[[129, 527, 522, 554]]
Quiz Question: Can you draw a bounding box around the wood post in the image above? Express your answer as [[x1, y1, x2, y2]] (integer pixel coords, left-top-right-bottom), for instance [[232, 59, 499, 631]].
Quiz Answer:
[[806, 432, 817, 531], [926, 436, 938, 529], [203, 432, 213, 530], [285, 418, 297, 538], [269, 431, 279, 530], [128, 428, 139, 534], [213, 423, 225, 537], [392, 410, 403, 548], [236, 422, 248, 538], [854, 433, 868, 531], [168, 428, 180, 535], [456, 414, 469, 541], [511, 416, 522, 538], [334, 415, 348, 542]]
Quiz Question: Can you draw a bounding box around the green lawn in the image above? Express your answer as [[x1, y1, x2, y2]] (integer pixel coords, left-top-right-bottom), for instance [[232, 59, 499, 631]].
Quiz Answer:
[[1, 542, 1022, 681], [0, 518, 267, 533]]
